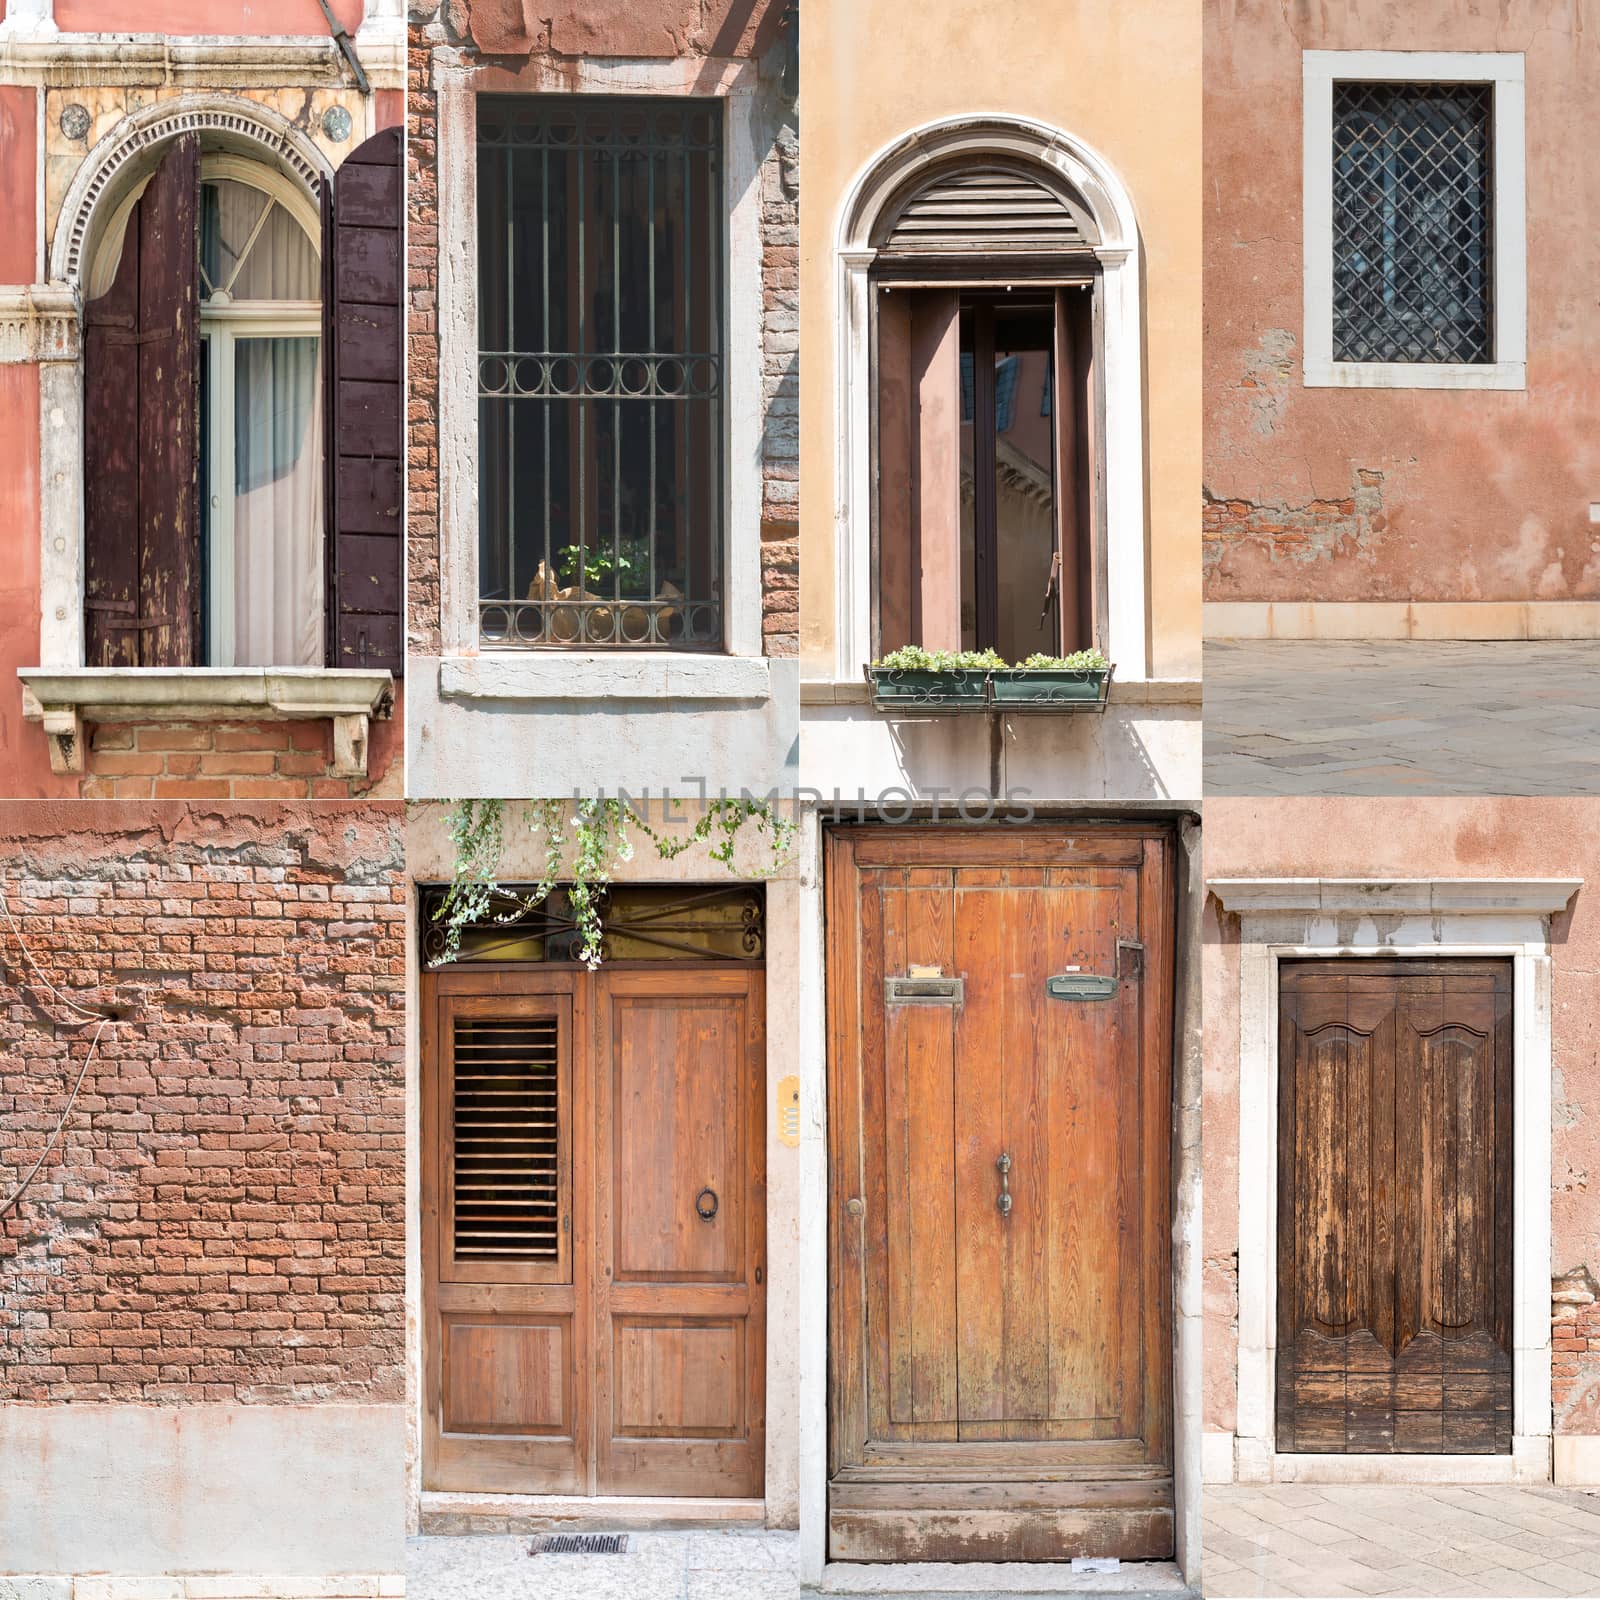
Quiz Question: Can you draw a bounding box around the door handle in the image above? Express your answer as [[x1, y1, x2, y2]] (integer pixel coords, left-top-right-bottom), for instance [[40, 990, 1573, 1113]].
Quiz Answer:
[[695, 1186, 719, 1222], [996, 1152, 1013, 1218]]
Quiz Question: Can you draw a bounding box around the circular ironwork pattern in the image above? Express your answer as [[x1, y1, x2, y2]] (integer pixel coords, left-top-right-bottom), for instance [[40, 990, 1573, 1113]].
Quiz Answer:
[[479, 352, 720, 401], [480, 600, 721, 649]]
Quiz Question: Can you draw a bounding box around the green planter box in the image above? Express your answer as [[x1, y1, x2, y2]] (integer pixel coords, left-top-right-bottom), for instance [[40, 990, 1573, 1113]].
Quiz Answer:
[[867, 667, 989, 711], [989, 666, 1112, 709]]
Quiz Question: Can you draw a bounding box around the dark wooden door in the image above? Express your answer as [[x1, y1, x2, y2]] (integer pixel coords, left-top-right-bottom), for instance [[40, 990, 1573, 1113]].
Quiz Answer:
[[1276, 960, 1514, 1455], [423, 963, 764, 1496], [827, 826, 1175, 1562]]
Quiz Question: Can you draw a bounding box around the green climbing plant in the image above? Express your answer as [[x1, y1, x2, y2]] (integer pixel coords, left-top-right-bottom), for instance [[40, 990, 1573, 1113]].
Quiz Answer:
[[429, 795, 795, 970]]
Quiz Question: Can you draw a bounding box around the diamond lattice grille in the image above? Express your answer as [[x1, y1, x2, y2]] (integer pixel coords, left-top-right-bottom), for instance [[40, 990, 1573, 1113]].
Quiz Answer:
[[1332, 82, 1493, 364]]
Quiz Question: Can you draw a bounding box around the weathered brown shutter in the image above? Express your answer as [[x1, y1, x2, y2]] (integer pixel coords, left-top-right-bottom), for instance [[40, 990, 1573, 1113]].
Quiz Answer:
[[83, 133, 200, 668], [323, 125, 403, 676]]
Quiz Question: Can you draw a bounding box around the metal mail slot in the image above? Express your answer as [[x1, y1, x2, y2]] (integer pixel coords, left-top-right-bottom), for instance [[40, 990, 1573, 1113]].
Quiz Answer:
[[885, 975, 964, 1006], [1046, 973, 1118, 1001]]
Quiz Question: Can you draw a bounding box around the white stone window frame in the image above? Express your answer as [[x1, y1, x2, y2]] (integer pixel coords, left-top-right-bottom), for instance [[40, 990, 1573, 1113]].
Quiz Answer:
[[431, 54, 770, 706], [18, 94, 392, 776], [1209, 877, 1580, 1486], [829, 113, 1149, 683], [1302, 50, 1526, 391]]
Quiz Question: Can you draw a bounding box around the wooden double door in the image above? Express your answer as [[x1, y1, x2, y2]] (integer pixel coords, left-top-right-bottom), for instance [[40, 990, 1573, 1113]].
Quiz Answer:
[[422, 964, 766, 1496], [1277, 960, 1514, 1455], [826, 827, 1176, 1562]]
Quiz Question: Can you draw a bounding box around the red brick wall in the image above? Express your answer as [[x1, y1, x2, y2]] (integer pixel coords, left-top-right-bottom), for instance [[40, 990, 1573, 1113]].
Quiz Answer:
[[78, 713, 403, 801], [0, 802, 405, 1404]]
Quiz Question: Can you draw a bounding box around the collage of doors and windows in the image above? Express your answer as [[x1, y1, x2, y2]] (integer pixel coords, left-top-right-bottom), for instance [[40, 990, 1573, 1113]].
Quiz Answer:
[[7, 4, 1600, 1600]]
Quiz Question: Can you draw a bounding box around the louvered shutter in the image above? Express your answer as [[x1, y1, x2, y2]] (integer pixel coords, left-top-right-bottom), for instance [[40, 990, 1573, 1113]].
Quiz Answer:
[[83, 134, 201, 667], [322, 125, 403, 676], [878, 163, 1097, 256]]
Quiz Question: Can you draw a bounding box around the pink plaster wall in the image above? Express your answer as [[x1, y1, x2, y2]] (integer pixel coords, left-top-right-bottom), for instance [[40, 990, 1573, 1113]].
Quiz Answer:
[[53, 0, 363, 31], [0, 85, 36, 285], [1204, 1, 1600, 604], [1203, 798, 1600, 1437]]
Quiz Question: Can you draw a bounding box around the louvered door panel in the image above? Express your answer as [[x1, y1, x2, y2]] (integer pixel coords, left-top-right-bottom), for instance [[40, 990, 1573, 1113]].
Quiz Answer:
[[441, 995, 571, 1286]]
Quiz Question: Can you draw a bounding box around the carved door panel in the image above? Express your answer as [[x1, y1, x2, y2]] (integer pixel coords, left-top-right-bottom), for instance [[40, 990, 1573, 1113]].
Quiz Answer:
[[1276, 960, 1513, 1454], [827, 827, 1175, 1562], [423, 963, 765, 1496]]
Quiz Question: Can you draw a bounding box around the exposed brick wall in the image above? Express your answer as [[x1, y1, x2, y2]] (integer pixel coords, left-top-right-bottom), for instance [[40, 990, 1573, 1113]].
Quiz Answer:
[[406, 19, 443, 657], [1554, 1267, 1600, 1430], [405, 4, 799, 659], [78, 720, 401, 801], [1201, 469, 1387, 578], [760, 106, 799, 658], [0, 802, 405, 1404]]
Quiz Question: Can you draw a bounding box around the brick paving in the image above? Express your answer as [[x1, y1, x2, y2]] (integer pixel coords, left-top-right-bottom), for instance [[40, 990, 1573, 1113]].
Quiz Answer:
[[1205, 1484, 1600, 1597], [1203, 642, 1600, 796]]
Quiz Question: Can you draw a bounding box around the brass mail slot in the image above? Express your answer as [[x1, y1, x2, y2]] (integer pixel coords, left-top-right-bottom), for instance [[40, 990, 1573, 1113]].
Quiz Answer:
[[885, 975, 964, 1006], [1047, 973, 1118, 1001]]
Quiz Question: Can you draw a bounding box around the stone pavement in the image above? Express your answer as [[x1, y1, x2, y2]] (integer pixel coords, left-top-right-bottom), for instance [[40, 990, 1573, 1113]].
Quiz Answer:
[[407, 1528, 799, 1600], [1204, 1483, 1600, 1597], [1203, 642, 1600, 795], [406, 1529, 1192, 1599]]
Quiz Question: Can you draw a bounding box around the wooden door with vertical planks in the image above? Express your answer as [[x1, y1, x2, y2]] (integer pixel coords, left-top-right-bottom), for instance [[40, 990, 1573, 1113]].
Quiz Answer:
[[827, 826, 1175, 1562], [1276, 960, 1513, 1454], [423, 963, 764, 1496]]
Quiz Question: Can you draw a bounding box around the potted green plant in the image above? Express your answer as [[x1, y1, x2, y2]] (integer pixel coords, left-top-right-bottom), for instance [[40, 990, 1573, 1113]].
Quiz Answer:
[[989, 648, 1113, 708], [867, 646, 1004, 710]]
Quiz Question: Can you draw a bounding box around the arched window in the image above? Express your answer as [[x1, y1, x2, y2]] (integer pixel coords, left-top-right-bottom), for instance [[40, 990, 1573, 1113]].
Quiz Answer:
[[834, 117, 1145, 680], [73, 116, 404, 676]]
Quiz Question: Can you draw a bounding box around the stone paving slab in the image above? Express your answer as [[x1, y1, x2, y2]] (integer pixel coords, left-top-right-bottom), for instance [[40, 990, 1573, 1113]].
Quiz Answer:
[[1205, 1485, 1600, 1597], [407, 1531, 1190, 1600], [1203, 641, 1600, 796]]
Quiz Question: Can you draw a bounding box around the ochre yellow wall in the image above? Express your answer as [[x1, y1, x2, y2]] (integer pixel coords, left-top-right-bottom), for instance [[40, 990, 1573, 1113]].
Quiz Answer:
[[798, 0, 1202, 679]]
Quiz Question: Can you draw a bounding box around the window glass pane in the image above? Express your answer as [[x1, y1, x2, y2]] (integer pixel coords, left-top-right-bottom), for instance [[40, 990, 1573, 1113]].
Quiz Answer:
[[202, 180, 319, 301], [476, 96, 724, 648], [1332, 82, 1493, 363], [201, 178, 268, 292], [959, 300, 1058, 658], [231, 203, 319, 300], [230, 336, 323, 666]]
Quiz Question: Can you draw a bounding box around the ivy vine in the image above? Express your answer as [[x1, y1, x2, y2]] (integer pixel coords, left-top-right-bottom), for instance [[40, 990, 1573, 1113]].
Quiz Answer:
[[429, 796, 796, 969]]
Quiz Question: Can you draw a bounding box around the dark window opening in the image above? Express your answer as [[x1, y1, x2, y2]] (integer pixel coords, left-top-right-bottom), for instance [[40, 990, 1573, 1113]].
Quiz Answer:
[[475, 96, 725, 649], [1332, 81, 1493, 364], [874, 283, 1096, 662]]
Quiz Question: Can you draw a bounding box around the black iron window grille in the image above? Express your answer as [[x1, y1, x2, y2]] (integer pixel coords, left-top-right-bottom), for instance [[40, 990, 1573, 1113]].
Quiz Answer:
[[1332, 82, 1493, 364], [420, 883, 764, 966], [476, 97, 725, 648]]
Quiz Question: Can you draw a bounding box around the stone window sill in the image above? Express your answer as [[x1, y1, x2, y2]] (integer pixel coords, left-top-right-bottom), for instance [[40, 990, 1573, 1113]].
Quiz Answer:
[[19, 666, 395, 777], [439, 653, 770, 703]]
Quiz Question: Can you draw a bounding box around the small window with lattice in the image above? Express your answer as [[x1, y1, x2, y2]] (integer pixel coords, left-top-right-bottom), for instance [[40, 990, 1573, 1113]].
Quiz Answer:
[[1331, 82, 1493, 365]]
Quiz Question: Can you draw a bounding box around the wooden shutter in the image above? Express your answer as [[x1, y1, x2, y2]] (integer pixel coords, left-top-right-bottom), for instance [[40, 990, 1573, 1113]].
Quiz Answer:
[[875, 287, 962, 654], [83, 134, 200, 668], [323, 125, 403, 676], [877, 163, 1098, 256]]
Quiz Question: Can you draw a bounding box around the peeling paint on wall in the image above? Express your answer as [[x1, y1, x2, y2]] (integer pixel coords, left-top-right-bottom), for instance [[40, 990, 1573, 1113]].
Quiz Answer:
[[1202, 468, 1386, 573]]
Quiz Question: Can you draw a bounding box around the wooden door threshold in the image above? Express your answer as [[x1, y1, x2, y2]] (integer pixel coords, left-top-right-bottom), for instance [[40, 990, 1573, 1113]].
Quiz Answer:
[[819, 1559, 1191, 1595], [420, 1491, 768, 1535]]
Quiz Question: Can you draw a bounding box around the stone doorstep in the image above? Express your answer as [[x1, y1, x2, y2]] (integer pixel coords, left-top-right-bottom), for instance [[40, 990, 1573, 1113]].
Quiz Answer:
[[419, 1491, 767, 1535], [0, 1580, 403, 1600]]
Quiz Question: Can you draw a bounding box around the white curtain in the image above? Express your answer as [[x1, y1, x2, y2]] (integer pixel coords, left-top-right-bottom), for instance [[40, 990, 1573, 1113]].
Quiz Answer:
[[231, 336, 324, 668]]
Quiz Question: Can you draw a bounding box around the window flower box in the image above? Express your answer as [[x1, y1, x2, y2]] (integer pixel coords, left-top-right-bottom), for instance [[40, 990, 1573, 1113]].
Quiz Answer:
[[990, 663, 1113, 711], [866, 666, 991, 711]]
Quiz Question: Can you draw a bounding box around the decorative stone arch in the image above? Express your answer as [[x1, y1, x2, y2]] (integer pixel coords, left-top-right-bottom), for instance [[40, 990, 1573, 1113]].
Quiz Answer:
[[830, 113, 1148, 679], [49, 94, 332, 292]]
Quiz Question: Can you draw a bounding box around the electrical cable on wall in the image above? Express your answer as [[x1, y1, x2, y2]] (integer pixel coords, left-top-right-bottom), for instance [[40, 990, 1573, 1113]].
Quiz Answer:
[[0, 881, 122, 1221]]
